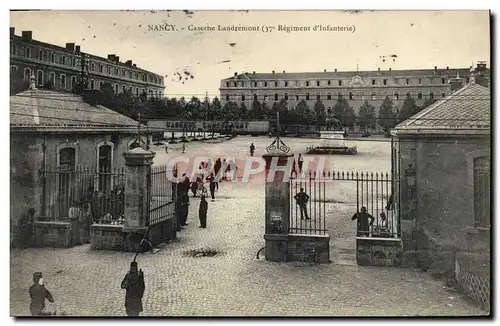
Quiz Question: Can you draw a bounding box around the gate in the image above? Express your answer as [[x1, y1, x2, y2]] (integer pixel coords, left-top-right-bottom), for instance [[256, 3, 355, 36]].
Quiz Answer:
[[147, 164, 176, 227]]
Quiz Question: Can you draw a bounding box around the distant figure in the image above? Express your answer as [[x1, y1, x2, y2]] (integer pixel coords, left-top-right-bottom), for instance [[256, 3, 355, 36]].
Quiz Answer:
[[199, 195, 208, 228], [19, 208, 36, 248], [206, 173, 217, 201], [298, 154, 304, 173], [182, 143, 186, 154], [351, 206, 375, 237], [165, 143, 168, 153], [180, 192, 190, 226], [121, 262, 145, 317], [374, 212, 390, 238], [249, 143, 255, 156], [29, 272, 54, 316], [213, 158, 222, 189], [294, 188, 310, 220]]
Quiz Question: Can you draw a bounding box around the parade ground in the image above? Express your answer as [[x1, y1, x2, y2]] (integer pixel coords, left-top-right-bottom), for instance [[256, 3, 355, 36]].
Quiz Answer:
[[10, 137, 486, 316]]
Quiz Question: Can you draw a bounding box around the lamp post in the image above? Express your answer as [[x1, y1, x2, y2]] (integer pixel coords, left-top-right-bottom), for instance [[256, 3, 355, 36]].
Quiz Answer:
[[405, 164, 416, 199]]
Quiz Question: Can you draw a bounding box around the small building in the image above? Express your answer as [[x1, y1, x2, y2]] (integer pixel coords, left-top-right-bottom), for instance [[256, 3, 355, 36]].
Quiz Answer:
[[391, 81, 491, 310], [10, 85, 146, 247]]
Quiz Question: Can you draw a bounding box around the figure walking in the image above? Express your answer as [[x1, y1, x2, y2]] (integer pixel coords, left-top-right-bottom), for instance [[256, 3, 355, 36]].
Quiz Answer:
[[164, 143, 168, 153], [182, 143, 186, 154], [298, 154, 304, 174], [199, 195, 208, 228], [121, 262, 145, 317], [206, 173, 217, 201], [29, 272, 54, 316], [351, 206, 375, 237], [249, 143, 255, 157], [294, 188, 310, 220]]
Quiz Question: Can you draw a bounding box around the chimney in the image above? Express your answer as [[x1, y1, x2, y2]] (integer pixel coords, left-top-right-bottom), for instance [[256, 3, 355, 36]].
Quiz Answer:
[[389, 68, 392, 72], [377, 67, 380, 71], [283, 70, 286, 73], [434, 66, 437, 70], [21, 31, 32, 41], [449, 75, 464, 92], [334, 69, 337, 72], [234, 72, 237, 77], [272, 70, 275, 74], [115, 56, 120, 63], [133, 64, 137, 68], [324, 69, 327, 72], [75, 45, 80, 53], [252, 71, 255, 75], [65, 43, 75, 51], [473, 62, 489, 87], [125, 60, 132, 67], [10, 27, 14, 37], [446, 66, 449, 70], [108, 54, 116, 61]]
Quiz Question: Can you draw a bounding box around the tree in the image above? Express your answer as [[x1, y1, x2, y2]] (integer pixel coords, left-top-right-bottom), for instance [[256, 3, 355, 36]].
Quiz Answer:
[[314, 100, 326, 127], [398, 95, 418, 122], [332, 97, 353, 128], [378, 96, 398, 132], [239, 102, 248, 119], [358, 101, 377, 131], [342, 106, 357, 129]]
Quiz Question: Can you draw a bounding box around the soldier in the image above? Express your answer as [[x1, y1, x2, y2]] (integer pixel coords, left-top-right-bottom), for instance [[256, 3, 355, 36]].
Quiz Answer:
[[198, 195, 208, 228], [351, 206, 375, 237], [121, 262, 145, 317], [29, 272, 54, 316], [249, 143, 255, 157], [206, 173, 217, 201], [294, 188, 310, 220]]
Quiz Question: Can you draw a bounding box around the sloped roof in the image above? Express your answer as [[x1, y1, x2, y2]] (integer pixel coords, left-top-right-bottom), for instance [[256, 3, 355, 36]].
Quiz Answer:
[[392, 82, 490, 136], [10, 89, 143, 133], [223, 68, 472, 81]]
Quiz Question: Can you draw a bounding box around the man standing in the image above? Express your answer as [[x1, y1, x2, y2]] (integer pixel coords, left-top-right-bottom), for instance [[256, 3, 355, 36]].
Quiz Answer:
[[298, 154, 304, 174], [198, 195, 208, 228], [164, 143, 168, 153], [294, 188, 310, 220], [29, 272, 54, 316], [351, 206, 375, 237], [206, 173, 217, 201], [121, 262, 145, 317], [249, 143, 255, 157]]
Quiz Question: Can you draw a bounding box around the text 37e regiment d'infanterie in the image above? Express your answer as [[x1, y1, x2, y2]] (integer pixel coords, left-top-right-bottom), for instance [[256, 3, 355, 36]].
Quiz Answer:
[[187, 24, 354, 33]]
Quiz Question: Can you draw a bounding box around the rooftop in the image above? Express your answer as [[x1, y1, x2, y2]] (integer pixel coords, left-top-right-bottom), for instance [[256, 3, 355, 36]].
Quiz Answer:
[[10, 88, 143, 133], [392, 82, 490, 136]]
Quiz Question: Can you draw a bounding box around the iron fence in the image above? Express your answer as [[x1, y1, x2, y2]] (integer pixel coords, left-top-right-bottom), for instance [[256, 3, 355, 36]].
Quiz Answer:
[[147, 164, 176, 226], [39, 166, 125, 225], [289, 172, 328, 235], [324, 170, 399, 238]]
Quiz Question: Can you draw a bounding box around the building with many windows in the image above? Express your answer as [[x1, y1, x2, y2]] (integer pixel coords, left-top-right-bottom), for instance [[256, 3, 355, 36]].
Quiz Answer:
[[219, 65, 488, 115], [9, 27, 165, 98]]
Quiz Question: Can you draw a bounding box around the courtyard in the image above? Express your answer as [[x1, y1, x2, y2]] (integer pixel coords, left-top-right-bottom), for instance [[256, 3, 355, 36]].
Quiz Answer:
[[10, 136, 486, 316]]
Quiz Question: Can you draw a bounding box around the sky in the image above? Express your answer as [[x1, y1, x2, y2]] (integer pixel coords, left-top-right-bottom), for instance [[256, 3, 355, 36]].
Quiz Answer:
[[10, 10, 490, 99]]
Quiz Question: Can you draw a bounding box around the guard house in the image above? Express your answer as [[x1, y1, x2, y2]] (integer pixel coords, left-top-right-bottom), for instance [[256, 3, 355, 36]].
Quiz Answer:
[[391, 82, 491, 309], [10, 83, 145, 247]]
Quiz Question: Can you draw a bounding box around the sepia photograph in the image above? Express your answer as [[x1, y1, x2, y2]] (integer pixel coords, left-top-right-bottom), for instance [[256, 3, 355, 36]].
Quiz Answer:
[[8, 8, 491, 317]]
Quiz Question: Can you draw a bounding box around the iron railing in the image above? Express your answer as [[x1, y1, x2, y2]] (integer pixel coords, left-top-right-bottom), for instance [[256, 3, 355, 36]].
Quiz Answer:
[[39, 166, 125, 224], [147, 164, 176, 226]]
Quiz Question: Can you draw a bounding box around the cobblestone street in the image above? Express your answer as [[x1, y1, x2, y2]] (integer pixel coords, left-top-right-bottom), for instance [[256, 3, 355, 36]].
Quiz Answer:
[[10, 137, 486, 316]]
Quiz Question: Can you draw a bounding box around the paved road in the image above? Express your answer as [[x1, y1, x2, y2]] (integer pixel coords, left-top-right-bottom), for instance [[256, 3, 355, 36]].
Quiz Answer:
[[10, 137, 486, 316]]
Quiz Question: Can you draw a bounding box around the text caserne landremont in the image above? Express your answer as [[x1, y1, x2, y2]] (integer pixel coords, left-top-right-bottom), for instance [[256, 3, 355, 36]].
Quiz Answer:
[[186, 24, 356, 33]]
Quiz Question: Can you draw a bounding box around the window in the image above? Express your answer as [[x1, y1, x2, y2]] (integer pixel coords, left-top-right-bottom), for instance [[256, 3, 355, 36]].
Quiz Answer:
[[430, 92, 434, 100], [466, 77, 470, 84], [136, 87, 139, 96], [115, 84, 119, 94], [122, 85, 126, 93], [371, 92, 376, 100], [383, 79, 387, 85], [473, 157, 490, 228], [406, 78, 410, 85], [418, 78, 422, 84], [338, 93, 342, 100], [253, 94, 258, 101], [73, 58, 77, 67], [284, 93, 288, 101], [58, 147, 76, 217], [10, 66, 17, 73], [328, 80, 331, 86], [49, 72, 55, 87], [141, 88, 145, 95], [327, 93, 332, 100], [25, 47, 31, 58], [226, 82, 229, 87], [306, 81, 309, 87], [23, 68, 31, 81], [38, 49, 43, 61], [316, 81, 320, 86], [115, 68, 119, 75], [90, 80, 95, 90], [274, 93, 279, 101], [295, 95, 299, 101], [226, 94, 230, 101], [36, 70, 44, 86], [241, 94, 245, 101], [264, 81, 268, 87], [129, 86, 133, 93], [107, 66, 112, 75], [60, 74, 66, 89], [91, 63, 95, 71], [264, 94, 268, 101], [305, 93, 310, 100], [316, 94, 320, 101], [285, 81, 288, 87], [372, 80, 376, 85], [430, 78, 434, 85], [252, 82, 256, 87], [338, 80, 342, 86], [361, 92, 365, 100], [441, 78, 445, 84], [98, 144, 113, 192], [11, 44, 16, 55], [394, 93, 399, 100], [50, 53, 55, 63], [72, 76, 77, 89], [417, 93, 422, 100], [349, 92, 354, 100], [441, 92, 446, 98], [61, 56, 66, 66], [406, 92, 410, 98], [275, 81, 278, 87]]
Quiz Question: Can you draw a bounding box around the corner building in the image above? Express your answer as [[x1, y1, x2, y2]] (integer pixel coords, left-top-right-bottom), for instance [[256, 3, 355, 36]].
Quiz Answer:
[[10, 27, 165, 98], [219, 65, 487, 115]]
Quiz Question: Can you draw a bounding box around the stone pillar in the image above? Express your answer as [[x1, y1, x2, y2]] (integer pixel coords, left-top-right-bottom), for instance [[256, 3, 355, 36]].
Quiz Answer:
[[262, 150, 293, 262], [122, 147, 156, 251]]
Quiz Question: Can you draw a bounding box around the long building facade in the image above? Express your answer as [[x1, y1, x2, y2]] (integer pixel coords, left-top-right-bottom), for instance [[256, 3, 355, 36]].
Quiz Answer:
[[10, 27, 165, 98], [219, 64, 488, 115]]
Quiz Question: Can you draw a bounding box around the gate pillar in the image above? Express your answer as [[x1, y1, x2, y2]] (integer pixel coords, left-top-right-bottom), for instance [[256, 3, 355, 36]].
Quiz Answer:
[[122, 147, 156, 251], [262, 150, 293, 262]]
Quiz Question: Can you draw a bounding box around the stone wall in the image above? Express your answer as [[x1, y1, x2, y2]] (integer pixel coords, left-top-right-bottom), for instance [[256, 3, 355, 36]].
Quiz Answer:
[[357, 238, 402, 267], [455, 252, 490, 312], [287, 234, 330, 263], [33, 221, 72, 248], [90, 224, 124, 250]]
